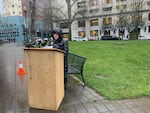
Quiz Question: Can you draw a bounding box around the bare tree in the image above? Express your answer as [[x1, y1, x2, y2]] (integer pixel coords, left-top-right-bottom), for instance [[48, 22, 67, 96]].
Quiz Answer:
[[116, 0, 147, 40], [128, 0, 146, 39], [43, 0, 86, 40], [116, 10, 127, 40]]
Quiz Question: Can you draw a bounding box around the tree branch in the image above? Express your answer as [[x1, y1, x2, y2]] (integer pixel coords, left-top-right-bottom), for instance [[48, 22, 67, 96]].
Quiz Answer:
[[45, 7, 68, 22], [71, 0, 78, 7]]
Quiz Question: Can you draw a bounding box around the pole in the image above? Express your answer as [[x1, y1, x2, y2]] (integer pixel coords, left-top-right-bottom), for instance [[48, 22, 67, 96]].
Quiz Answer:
[[31, 0, 36, 42], [23, 5, 27, 44], [24, 10, 27, 43]]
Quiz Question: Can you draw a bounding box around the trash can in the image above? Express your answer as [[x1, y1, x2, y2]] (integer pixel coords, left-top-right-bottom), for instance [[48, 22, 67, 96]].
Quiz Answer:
[[24, 48, 64, 111]]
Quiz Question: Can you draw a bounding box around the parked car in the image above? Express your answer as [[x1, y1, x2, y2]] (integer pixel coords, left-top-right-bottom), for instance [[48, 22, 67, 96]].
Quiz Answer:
[[4, 39, 10, 43], [73, 37, 88, 41], [138, 35, 150, 40], [101, 36, 121, 40]]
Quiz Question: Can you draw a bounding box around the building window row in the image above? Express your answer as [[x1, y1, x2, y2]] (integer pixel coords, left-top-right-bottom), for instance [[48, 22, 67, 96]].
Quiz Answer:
[[76, 27, 150, 38], [78, 0, 114, 8], [77, 0, 146, 13], [77, 30, 99, 37], [63, 26, 150, 39], [0, 24, 17, 27], [0, 28, 19, 38], [77, 14, 146, 27]]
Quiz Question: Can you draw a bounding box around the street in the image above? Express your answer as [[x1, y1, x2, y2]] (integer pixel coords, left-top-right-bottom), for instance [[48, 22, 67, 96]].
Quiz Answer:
[[0, 43, 28, 113]]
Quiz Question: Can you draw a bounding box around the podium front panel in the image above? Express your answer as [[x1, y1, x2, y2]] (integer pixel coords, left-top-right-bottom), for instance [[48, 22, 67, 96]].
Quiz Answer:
[[24, 48, 64, 110]]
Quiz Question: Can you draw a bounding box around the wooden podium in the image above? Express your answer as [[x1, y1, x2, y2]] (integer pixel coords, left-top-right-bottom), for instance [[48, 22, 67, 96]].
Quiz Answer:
[[24, 48, 64, 111]]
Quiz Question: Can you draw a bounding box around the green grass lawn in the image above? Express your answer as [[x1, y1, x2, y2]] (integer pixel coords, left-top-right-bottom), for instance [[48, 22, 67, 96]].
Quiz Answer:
[[69, 40, 150, 100]]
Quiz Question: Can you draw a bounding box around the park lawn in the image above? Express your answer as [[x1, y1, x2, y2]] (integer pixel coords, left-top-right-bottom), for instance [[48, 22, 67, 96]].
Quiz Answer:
[[69, 40, 150, 100]]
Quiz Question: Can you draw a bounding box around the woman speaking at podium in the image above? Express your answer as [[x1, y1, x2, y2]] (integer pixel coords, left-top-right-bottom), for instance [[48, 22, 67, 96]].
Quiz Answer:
[[51, 28, 68, 90]]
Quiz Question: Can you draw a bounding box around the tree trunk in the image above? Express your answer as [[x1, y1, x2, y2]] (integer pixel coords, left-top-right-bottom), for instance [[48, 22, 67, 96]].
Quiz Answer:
[[68, 23, 72, 41], [67, 0, 72, 41]]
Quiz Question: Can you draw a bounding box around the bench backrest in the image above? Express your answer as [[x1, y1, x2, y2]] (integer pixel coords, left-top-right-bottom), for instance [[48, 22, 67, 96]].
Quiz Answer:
[[68, 53, 86, 73]]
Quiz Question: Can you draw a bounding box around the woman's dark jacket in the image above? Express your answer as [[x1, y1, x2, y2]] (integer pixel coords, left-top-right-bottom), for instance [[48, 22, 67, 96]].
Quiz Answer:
[[52, 29, 68, 77]]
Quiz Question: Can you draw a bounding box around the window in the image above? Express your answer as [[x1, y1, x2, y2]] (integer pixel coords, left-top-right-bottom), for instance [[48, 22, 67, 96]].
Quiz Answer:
[[78, 20, 85, 27], [131, 2, 142, 10], [60, 22, 68, 28], [132, 14, 142, 24], [116, 0, 126, 2], [78, 31, 86, 37], [89, 0, 98, 7], [149, 13, 150, 21], [104, 30, 110, 36], [78, 1, 86, 8], [13, 11, 15, 14], [116, 5, 127, 11], [103, 7, 112, 11], [89, 9, 99, 13], [90, 19, 98, 26], [103, 0, 112, 5], [144, 26, 146, 32], [103, 17, 112, 25], [90, 30, 98, 36], [116, 16, 127, 24], [12, 5, 14, 7], [29, 1, 33, 9], [149, 26, 150, 33], [63, 33, 69, 38], [119, 29, 125, 36]]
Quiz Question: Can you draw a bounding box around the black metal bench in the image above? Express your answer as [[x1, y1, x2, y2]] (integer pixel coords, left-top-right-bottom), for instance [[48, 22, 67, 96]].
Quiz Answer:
[[67, 53, 86, 85]]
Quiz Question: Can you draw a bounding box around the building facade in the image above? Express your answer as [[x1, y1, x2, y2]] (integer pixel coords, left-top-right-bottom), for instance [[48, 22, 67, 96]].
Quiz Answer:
[[0, 0, 49, 42], [53, 0, 150, 40]]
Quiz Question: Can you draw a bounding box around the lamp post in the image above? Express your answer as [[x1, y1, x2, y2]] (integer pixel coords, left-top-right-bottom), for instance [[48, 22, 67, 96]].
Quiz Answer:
[[30, 0, 36, 42], [23, 5, 27, 43]]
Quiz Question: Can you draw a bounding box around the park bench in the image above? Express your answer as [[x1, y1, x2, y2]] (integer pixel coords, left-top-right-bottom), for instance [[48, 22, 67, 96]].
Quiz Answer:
[[67, 53, 86, 85]]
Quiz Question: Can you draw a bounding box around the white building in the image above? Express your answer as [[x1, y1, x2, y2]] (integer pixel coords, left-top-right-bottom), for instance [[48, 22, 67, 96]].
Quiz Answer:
[[2, 0, 23, 17], [0, 0, 50, 42], [52, 0, 150, 40]]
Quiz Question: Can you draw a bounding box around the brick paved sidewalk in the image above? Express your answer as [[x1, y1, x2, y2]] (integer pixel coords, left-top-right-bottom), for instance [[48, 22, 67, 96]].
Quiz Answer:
[[30, 75, 150, 113]]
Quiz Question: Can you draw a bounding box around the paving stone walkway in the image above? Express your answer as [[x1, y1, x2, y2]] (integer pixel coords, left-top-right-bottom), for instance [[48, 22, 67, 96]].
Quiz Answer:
[[30, 76, 150, 113]]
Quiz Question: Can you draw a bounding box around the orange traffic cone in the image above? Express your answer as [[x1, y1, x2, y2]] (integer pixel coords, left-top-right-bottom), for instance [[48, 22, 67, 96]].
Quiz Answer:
[[17, 61, 26, 80]]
